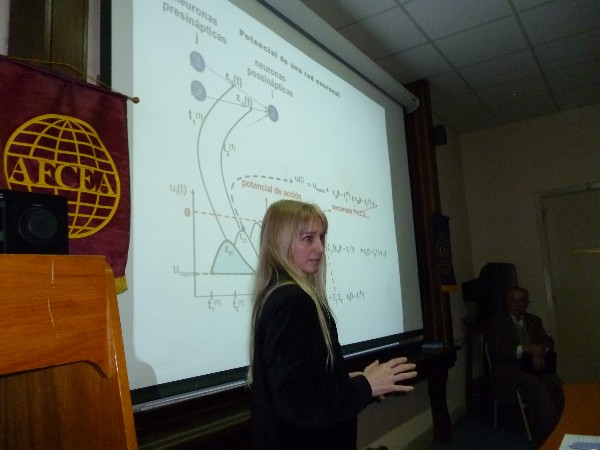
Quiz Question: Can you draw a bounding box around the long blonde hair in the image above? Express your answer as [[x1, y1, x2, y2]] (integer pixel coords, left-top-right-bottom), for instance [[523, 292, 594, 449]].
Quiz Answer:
[[248, 200, 334, 384]]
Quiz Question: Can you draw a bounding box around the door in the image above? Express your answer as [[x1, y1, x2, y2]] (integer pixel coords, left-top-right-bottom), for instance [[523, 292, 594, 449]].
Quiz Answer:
[[540, 185, 600, 383]]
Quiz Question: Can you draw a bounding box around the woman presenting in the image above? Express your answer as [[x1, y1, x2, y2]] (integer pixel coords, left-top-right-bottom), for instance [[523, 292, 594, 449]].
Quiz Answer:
[[248, 199, 417, 449]]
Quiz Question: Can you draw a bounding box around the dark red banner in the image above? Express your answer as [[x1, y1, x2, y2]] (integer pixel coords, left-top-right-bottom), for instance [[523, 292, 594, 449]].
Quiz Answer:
[[0, 55, 130, 292]]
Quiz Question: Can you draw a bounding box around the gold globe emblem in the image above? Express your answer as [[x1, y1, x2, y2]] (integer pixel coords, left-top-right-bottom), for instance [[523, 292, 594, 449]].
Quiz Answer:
[[3, 114, 120, 238]]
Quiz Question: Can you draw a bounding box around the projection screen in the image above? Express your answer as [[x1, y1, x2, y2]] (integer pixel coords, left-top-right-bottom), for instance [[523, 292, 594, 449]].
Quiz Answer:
[[111, 0, 423, 409]]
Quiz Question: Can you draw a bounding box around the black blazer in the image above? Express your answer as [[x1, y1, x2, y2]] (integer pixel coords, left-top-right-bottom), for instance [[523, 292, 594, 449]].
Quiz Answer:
[[250, 283, 372, 450], [487, 310, 555, 377]]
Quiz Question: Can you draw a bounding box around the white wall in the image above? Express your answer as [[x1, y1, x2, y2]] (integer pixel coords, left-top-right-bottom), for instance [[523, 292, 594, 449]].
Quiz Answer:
[[0, 0, 9, 54], [459, 103, 600, 330]]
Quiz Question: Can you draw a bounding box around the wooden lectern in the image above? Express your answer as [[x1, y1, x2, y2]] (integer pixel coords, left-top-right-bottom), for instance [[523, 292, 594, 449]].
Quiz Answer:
[[0, 255, 137, 449]]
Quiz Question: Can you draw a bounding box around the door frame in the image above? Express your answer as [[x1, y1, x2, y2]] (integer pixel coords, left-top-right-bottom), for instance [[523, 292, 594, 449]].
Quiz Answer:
[[535, 181, 600, 341]]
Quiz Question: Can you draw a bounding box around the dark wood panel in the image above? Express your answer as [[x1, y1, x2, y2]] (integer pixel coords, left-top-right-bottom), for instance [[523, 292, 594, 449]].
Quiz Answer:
[[0, 255, 137, 449], [8, 0, 88, 79]]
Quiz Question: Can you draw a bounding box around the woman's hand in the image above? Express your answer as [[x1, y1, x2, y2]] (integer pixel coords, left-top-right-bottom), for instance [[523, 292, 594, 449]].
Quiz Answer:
[[362, 357, 417, 399]]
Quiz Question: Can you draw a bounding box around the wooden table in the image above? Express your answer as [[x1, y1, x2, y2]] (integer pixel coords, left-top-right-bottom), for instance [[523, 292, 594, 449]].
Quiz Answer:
[[540, 384, 600, 449]]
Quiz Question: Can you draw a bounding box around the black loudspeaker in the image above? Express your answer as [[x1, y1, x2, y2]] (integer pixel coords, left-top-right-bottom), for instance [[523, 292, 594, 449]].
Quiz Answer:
[[477, 262, 517, 321], [431, 124, 447, 146], [0, 189, 69, 255], [461, 278, 481, 303]]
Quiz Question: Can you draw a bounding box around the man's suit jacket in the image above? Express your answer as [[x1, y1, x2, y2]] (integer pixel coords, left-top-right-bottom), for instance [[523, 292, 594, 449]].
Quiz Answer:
[[487, 310, 555, 385]]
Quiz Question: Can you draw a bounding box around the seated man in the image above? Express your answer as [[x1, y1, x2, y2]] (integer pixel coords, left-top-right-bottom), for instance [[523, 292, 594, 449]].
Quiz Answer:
[[487, 287, 564, 442]]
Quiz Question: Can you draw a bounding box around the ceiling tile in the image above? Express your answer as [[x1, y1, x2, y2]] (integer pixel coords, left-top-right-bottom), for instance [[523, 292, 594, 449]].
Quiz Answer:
[[546, 60, 600, 92], [535, 28, 600, 72], [477, 75, 553, 107], [435, 16, 528, 68], [519, 0, 600, 44], [490, 95, 558, 124], [440, 111, 500, 134], [431, 92, 490, 120], [428, 71, 472, 102], [555, 83, 600, 109], [404, 0, 512, 40], [459, 49, 541, 89], [377, 57, 418, 84], [296, 0, 600, 133], [512, 0, 553, 11], [378, 44, 452, 83], [299, 0, 397, 28], [339, 7, 427, 59]]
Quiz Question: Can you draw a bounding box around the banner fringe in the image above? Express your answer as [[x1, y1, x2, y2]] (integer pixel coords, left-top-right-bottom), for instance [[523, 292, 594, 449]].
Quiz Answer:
[[114, 276, 128, 294], [6, 56, 139, 103], [441, 284, 459, 293]]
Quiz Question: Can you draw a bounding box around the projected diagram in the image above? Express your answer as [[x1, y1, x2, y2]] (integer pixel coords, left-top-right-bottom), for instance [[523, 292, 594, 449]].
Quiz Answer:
[[180, 47, 389, 312], [186, 49, 279, 309]]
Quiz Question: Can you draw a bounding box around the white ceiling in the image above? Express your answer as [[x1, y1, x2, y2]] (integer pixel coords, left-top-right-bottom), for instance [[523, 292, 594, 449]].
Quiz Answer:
[[297, 0, 600, 134]]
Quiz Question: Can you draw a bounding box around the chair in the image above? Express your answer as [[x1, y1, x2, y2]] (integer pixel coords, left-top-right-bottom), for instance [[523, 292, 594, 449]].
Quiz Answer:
[[484, 341, 533, 442]]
